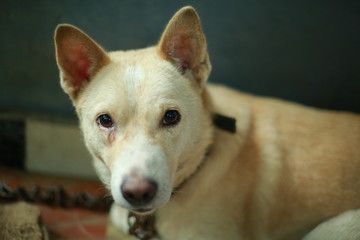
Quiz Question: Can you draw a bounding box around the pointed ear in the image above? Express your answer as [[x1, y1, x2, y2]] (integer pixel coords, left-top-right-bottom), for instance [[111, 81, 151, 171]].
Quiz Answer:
[[158, 6, 211, 86], [54, 24, 110, 101]]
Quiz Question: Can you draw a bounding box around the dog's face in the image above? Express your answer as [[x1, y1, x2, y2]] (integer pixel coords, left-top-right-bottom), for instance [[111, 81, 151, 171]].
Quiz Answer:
[[55, 7, 213, 213]]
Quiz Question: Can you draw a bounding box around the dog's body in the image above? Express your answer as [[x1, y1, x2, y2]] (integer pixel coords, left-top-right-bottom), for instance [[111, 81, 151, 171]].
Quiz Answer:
[[55, 7, 360, 240]]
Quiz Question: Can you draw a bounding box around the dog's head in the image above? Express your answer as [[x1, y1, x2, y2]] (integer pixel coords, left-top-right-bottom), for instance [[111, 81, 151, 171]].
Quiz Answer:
[[54, 6, 213, 213]]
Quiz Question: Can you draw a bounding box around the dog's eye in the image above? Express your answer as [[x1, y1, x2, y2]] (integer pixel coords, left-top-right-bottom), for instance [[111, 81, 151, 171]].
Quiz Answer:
[[162, 110, 181, 126], [97, 114, 113, 128]]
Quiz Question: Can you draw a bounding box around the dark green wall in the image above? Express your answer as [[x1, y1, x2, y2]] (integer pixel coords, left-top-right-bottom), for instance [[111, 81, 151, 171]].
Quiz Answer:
[[1, 0, 359, 118]]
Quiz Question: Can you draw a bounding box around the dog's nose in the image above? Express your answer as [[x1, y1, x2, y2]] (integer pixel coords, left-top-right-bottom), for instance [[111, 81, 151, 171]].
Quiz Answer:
[[121, 175, 157, 206]]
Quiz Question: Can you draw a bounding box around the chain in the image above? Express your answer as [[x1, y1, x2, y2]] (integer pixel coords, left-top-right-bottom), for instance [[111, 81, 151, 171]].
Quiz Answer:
[[128, 212, 161, 240], [0, 183, 113, 212]]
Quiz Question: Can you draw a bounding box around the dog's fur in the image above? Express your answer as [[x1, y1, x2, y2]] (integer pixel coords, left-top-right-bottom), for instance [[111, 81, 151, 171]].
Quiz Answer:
[[54, 6, 360, 240]]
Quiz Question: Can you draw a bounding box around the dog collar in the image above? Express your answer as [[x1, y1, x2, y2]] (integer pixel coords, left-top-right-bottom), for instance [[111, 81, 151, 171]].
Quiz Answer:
[[213, 113, 237, 133], [128, 212, 160, 240]]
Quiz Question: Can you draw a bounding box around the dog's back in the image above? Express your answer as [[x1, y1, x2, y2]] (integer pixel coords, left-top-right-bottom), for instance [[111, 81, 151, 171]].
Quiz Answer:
[[208, 85, 360, 239]]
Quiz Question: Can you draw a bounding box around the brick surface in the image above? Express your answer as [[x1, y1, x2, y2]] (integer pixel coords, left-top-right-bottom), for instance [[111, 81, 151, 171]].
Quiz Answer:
[[0, 167, 109, 239]]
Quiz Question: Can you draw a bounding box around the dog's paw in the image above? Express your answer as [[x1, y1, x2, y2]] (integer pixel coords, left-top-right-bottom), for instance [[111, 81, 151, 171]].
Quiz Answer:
[[303, 209, 360, 240], [109, 204, 130, 233]]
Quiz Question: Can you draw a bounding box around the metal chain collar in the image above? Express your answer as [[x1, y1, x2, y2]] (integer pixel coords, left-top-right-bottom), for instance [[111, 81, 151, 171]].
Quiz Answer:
[[128, 212, 161, 240]]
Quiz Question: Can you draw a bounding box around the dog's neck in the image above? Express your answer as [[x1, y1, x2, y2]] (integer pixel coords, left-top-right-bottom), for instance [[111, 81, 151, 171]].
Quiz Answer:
[[171, 150, 209, 195], [173, 113, 237, 191]]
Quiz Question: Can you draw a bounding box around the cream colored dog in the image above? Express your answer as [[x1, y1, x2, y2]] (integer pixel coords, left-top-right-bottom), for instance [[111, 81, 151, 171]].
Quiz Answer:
[[54, 6, 360, 240]]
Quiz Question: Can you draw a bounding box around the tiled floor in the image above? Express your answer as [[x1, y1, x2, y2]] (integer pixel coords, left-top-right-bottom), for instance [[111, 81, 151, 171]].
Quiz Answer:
[[0, 167, 110, 240], [42, 205, 108, 240]]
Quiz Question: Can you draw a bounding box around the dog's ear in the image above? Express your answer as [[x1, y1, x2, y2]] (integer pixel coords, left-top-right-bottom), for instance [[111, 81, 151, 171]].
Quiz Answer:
[[158, 6, 211, 86], [54, 24, 110, 101]]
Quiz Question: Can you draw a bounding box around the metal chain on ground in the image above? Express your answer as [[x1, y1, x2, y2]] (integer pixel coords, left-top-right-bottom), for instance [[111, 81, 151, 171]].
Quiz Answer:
[[0, 183, 113, 212]]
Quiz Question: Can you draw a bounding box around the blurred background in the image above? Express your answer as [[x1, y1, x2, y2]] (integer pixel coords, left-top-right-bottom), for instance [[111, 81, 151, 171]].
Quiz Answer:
[[1, 0, 359, 177]]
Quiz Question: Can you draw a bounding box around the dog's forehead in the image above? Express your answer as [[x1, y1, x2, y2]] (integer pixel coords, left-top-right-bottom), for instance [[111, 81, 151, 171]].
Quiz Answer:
[[80, 48, 196, 117], [118, 58, 187, 104]]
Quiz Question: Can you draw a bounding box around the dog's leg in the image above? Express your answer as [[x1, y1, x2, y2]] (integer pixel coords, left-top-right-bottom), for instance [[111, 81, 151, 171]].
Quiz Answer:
[[303, 209, 360, 240]]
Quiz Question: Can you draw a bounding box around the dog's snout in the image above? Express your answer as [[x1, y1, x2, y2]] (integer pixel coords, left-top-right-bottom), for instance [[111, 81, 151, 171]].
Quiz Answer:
[[121, 175, 157, 206]]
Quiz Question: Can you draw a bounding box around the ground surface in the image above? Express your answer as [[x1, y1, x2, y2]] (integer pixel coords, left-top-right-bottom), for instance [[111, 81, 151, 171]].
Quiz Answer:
[[0, 167, 109, 240]]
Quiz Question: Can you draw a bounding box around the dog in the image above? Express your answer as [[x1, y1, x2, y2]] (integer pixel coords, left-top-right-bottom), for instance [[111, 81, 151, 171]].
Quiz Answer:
[[54, 6, 360, 240]]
